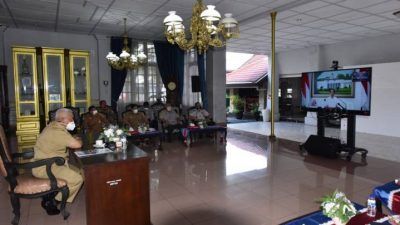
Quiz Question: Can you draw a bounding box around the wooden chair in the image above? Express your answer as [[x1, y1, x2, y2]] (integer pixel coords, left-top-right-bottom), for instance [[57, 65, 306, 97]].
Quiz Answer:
[[0, 125, 70, 225]]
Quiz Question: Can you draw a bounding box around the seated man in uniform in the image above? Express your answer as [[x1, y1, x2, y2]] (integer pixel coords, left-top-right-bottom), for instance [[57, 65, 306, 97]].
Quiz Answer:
[[98, 100, 117, 124], [141, 102, 157, 129], [189, 102, 214, 125], [159, 103, 182, 142], [123, 104, 148, 130], [32, 108, 83, 215], [82, 106, 109, 146]]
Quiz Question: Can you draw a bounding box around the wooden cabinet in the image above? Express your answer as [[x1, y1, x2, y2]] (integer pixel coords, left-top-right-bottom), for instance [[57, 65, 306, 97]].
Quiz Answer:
[[12, 47, 40, 151], [75, 146, 151, 225], [69, 51, 90, 113], [12, 46, 91, 153], [42, 48, 66, 122]]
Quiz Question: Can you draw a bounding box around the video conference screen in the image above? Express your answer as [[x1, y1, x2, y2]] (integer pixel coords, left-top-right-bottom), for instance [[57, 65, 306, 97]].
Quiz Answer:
[[301, 67, 372, 115]]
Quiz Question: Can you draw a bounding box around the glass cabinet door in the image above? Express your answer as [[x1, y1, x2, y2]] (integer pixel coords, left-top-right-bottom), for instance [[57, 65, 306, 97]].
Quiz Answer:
[[70, 51, 90, 113], [13, 48, 39, 119], [42, 48, 66, 121]]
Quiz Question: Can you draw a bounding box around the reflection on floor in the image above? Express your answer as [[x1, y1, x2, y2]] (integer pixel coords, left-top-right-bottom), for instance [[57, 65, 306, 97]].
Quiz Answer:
[[228, 121, 400, 162], [1, 129, 399, 225]]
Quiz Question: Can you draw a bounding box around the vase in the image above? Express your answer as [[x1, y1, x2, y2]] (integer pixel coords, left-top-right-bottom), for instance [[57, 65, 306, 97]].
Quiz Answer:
[[332, 217, 345, 225]]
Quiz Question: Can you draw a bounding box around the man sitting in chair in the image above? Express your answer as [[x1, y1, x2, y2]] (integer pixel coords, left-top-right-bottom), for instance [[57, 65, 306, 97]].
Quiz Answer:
[[141, 101, 157, 129], [123, 104, 148, 130], [32, 108, 83, 214], [98, 100, 117, 124], [160, 103, 182, 142], [82, 106, 108, 146], [189, 102, 214, 125]]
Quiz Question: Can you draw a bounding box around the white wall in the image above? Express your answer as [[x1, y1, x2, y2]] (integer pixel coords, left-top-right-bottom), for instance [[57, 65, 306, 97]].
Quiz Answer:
[[277, 33, 400, 138], [1, 28, 111, 124], [277, 33, 400, 74], [340, 62, 400, 138]]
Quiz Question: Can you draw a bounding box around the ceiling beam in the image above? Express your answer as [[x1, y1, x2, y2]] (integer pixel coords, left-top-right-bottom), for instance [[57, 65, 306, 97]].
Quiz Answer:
[[238, 0, 318, 26], [2, 0, 18, 28], [54, 0, 61, 32], [89, 0, 116, 35]]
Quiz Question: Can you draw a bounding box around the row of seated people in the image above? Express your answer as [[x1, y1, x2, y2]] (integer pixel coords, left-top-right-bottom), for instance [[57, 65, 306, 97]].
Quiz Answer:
[[82, 101, 212, 145]]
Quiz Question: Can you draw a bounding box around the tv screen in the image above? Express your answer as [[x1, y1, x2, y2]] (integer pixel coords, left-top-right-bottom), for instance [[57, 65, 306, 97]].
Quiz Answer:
[[301, 67, 372, 115]]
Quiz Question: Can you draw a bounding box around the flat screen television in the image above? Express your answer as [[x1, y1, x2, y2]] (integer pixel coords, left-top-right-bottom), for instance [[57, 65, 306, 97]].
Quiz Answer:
[[301, 67, 372, 115]]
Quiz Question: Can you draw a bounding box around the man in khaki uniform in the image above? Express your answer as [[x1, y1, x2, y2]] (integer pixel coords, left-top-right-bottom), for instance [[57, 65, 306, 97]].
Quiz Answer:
[[123, 105, 148, 130], [98, 100, 117, 124], [83, 106, 109, 145], [32, 108, 83, 208]]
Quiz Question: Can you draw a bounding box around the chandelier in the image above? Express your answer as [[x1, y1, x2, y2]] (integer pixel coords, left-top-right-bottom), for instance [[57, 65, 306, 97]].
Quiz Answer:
[[106, 18, 147, 70], [163, 0, 239, 54]]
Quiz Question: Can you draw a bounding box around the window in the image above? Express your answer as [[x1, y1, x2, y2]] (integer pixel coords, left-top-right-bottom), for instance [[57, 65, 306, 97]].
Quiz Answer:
[[182, 49, 201, 107], [118, 41, 166, 111]]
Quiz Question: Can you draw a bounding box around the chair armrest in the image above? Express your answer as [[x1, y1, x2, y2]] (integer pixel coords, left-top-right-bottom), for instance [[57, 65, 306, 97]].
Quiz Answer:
[[12, 149, 34, 160], [8, 157, 65, 190]]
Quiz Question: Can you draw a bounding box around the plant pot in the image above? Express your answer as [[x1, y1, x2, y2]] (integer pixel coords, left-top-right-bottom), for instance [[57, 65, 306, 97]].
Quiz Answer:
[[235, 111, 243, 119]]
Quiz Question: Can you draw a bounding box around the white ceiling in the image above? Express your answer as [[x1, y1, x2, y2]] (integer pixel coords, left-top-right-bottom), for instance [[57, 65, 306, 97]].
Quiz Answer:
[[0, 0, 399, 54]]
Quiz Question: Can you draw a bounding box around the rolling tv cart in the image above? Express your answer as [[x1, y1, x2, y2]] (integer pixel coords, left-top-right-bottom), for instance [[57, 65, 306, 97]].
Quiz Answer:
[[300, 108, 368, 161]]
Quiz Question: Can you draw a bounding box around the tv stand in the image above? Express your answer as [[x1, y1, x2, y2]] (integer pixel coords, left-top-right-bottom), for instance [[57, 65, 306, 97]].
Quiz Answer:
[[315, 109, 368, 161]]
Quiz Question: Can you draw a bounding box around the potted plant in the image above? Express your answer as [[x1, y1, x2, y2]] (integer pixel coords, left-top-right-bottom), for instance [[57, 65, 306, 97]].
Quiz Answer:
[[319, 190, 357, 225], [231, 95, 244, 119]]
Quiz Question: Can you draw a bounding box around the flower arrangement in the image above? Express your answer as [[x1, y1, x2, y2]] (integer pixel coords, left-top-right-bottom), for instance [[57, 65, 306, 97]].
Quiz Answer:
[[319, 190, 357, 225], [99, 125, 127, 142]]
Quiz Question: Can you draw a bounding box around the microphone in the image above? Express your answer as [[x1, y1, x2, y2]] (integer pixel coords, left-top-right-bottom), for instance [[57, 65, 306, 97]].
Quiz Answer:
[[337, 103, 345, 110]]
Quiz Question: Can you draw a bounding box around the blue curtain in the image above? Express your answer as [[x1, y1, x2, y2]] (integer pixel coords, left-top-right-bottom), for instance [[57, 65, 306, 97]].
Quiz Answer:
[[153, 41, 185, 104], [110, 36, 131, 111], [197, 53, 208, 110]]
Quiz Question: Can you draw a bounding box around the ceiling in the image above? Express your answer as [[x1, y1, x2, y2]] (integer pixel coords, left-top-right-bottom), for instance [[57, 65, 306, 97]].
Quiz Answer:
[[0, 0, 399, 54]]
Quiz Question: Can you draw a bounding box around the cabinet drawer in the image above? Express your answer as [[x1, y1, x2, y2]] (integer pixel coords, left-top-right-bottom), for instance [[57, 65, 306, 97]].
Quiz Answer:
[[17, 133, 39, 143], [17, 122, 40, 130]]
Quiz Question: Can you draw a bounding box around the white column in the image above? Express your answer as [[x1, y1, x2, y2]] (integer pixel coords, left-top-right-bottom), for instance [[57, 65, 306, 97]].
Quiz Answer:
[[206, 47, 227, 124]]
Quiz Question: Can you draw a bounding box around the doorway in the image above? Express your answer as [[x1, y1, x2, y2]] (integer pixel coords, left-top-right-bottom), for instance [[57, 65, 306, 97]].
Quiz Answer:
[[279, 77, 306, 122]]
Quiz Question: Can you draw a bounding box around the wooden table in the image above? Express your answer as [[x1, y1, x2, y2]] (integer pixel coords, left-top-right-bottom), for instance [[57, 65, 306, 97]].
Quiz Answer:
[[127, 130, 163, 150], [74, 145, 150, 225], [182, 125, 227, 147]]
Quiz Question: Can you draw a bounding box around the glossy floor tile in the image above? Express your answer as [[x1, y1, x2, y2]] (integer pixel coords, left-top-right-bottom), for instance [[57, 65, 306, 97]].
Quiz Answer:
[[1, 129, 399, 225], [228, 121, 400, 162]]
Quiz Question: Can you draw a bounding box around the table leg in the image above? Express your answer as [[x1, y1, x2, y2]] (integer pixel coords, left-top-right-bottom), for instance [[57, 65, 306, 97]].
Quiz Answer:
[[158, 134, 163, 150]]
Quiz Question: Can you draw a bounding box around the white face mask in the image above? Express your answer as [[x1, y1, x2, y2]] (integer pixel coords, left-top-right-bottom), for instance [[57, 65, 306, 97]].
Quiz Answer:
[[133, 109, 138, 114], [66, 122, 76, 131], [166, 106, 172, 111], [92, 110, 98, 115]]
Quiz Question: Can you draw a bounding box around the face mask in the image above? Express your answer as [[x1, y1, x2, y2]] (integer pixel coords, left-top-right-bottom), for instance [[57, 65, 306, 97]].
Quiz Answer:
[[133, 109, 138, 114], [66, 122, 76, 131], [92, 110, 98, 115], [167, 107, 172, 111]]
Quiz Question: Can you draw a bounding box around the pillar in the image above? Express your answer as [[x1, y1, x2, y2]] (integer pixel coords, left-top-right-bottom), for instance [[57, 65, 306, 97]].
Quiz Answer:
[[206, 46, 226, 124]]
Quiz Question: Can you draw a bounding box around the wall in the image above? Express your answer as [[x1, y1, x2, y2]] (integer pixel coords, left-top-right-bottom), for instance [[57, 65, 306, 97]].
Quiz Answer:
[[206, 47, 227, 124], [277, 33, 400, 75], [1, 28, 111, 124], [340, 62, 400, 138], [276, 33, 400, 138]]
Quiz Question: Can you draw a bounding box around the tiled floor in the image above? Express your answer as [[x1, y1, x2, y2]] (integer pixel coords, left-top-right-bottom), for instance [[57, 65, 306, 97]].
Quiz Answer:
[[228, 121, 400, 162], [1, 129, 399, 225]]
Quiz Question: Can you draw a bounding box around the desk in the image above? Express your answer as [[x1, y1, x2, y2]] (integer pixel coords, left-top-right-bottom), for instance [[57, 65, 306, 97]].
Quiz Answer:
[[127, 130, 163, 150], [373, 181, 400, 214], [280, 203, 387, 225], [74, 145, 150, 225], [181, 125, 227, 147]]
